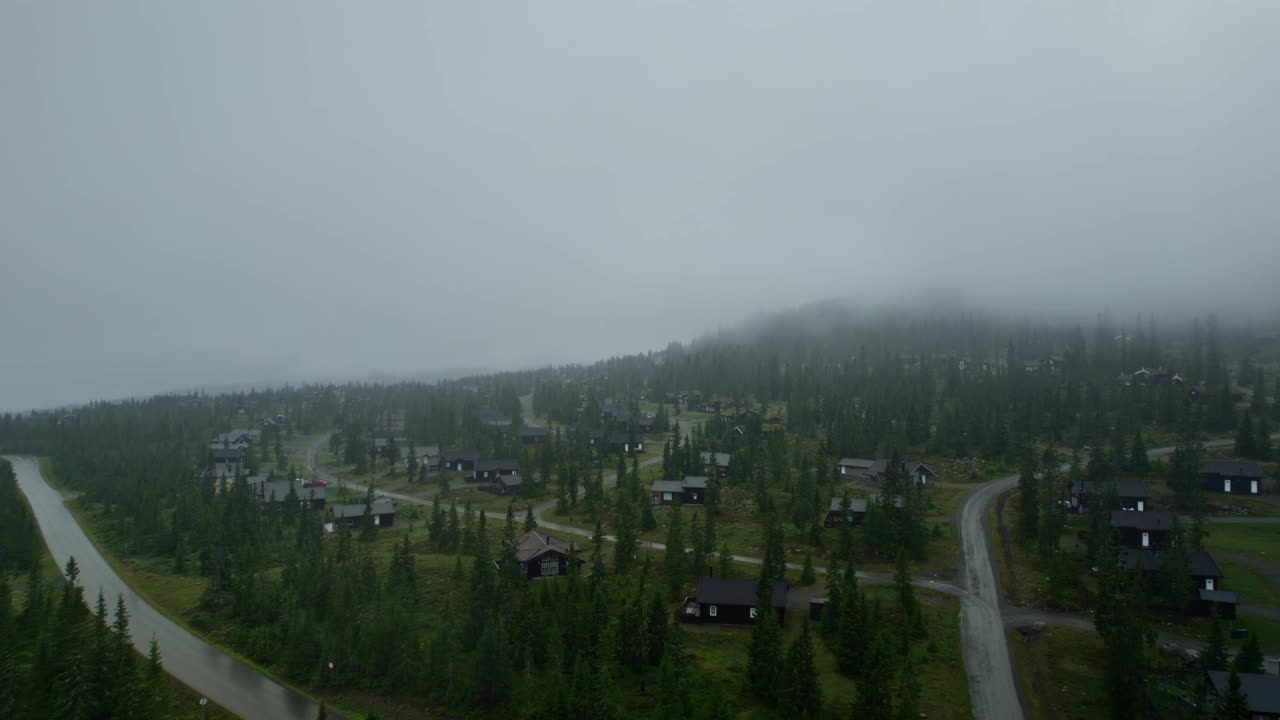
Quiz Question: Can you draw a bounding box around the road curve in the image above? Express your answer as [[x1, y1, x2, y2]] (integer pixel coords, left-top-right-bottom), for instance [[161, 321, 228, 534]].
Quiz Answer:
[[957, 470, 1023, 720], [955, 436, 1251, 720], [7, 455, 333, 720]]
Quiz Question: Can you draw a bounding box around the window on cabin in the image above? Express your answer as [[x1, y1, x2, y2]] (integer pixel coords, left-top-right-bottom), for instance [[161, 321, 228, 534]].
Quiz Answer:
[[1141, 532, 1150, 548], [1224, 479, 1232, 493], [1206, 578, 1215, 591], [541, 558, 560, 576], [749, 607, 758, 619], [709, 605, 717, 617]]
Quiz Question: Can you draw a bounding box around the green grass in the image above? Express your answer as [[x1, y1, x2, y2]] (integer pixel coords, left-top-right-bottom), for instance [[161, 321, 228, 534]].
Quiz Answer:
[[1010, 627, 1110, 720], [1217, 559, 1280, 607], [681, 587, 971, 720], [1204, 523, 1280, 559]]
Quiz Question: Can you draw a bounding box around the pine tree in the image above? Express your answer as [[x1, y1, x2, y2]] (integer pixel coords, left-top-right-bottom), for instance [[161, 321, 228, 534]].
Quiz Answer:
[[1233, 633, 1263, 674], [1236, 410, 1258, 459], [746, 563, 782, 705], [524, 505, 537, 533], [613, 492, 638, 575], [800, 552, 816, 586], [778, 621, 821, 720], [1017, 444, 1040, 541], [1218, 669, 1250, 720], [853, 626, 894, 718], [663, 504, 687, 600], [651, 622, 692, 720], [1128, 429, 1150, 476], [1203, 610, 1228, 672], [718, 544, 734, 579], [896, 659, 922, 720]]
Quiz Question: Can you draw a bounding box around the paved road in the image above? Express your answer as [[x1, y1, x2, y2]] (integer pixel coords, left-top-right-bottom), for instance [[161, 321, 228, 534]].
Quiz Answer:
[[7, 455, 331, 720], [957, 470, 1024, 720]]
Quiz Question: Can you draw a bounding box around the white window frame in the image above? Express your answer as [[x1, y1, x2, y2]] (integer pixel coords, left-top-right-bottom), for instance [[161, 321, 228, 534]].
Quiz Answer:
[[749, 607, 759, 620], [1225, 479, 1232, 493], [1251, 480, 1259, 494], [1141, 532, 1150, 548], [540, 558, 560, 576], [709, 605, 717, 617], [1206, 578, 1215, 591], [1137, 500, 1145, 512], [663, 491, 673, 502]]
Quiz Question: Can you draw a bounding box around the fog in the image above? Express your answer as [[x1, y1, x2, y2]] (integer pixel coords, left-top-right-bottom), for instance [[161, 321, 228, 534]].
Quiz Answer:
[[3, 1, 1279, 411]]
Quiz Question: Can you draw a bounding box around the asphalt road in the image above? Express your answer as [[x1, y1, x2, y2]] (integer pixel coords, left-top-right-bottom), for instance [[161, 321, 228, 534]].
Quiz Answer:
[[955, 437, 1254, 720], [7, 455, 331, 720]]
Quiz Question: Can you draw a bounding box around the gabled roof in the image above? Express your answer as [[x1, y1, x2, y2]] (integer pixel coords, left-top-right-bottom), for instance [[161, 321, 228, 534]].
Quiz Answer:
[[399, 445, 440, 459], [700, 452, 731, 467], [650, 480, 685, 494], [1118, 549, 1223, 578], [682, 476, 708, 490], [1188, 550, 1223, 578], [512, 531, 578, 563], [907, 462, 936, 477], [695, 577, 787, 608], [1071, 480, 1151, 499], [445, 450, 479, 462], [838, 458, 876, 469], [477, 458, 518, 472], [1110, 510, 1175, 531], [1207, 672, 1280, 715], [1200, 460, 1264, 478], [330, 497, 395, 519], [829, 497, 870, 513], [498, 473, 524, 488]]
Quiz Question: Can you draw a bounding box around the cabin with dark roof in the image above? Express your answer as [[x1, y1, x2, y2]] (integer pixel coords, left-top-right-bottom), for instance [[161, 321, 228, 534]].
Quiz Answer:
[[1207, 671, 1280, 718], [519, 426, 549, 445], [499, 531, 581, 579], [445, 450, 479, 475], [1119, 548, 1235, 616], [649, 476, 708, 505], [837, 458, 876, 478], [329, 497, 395, 529], [1110, 510, 1175, 550], [494, 472, 524, 496], [607, 433, 644, 454], [1070, 480, 1150, 514], [1200, 460, 1265, 495], [824, 497, 870, 528], [680, 577, 788, 626], [249, 476, 326, 510], [476, 458, 519, 483], [700, 452, 731, 478], [211, 447, 244, 464], [399, 445, 440, 471]]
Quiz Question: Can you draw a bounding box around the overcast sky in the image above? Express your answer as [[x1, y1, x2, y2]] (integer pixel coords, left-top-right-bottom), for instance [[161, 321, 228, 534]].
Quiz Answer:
[[3, 2, 1279, 411]]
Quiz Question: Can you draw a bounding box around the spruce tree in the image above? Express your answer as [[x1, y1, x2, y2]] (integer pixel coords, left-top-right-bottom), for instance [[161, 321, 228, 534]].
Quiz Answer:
[[524, 505, 537, 533], [746, 563, 782, 705], [779, 621, 822, 720], [1236, 410, 1258, 459], [1017, 444, 1040, 541], [800, 552, 816, 586], [1233, 632, 1263, 674], [1218, 669, 1250, 720], [663, 504, 687, 600], [853, 626, 894, 717], [1128, 429, 1149, 476]]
